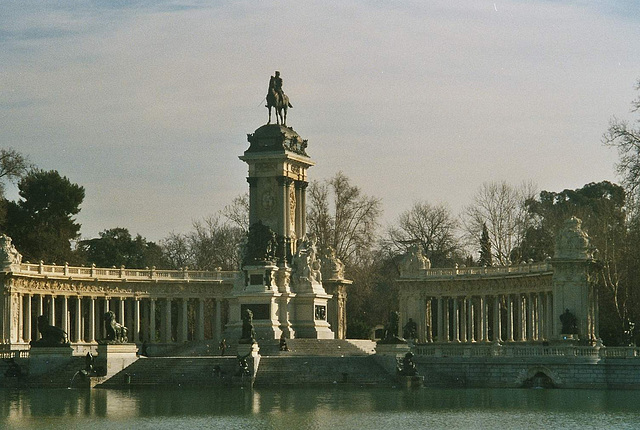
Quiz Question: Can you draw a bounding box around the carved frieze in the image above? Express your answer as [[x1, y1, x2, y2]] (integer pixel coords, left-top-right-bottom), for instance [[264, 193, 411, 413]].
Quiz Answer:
[[3, 274, 232, 299]]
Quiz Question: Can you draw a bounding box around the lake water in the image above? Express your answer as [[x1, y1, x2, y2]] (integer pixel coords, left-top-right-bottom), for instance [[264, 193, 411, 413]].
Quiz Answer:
[[2, 386, 640, 429]]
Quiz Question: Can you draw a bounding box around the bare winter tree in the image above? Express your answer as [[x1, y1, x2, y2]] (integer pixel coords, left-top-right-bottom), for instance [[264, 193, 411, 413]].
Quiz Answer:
[[307, 172, 382, 270], [385, 201, 463, 267], [221, 192, 250, 232], [603, 79, 640, 210], [462, 181, 537, 265]]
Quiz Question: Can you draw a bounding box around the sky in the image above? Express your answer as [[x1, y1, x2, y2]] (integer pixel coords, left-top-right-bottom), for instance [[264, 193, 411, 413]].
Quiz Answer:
[[2, 0, 640, 242]]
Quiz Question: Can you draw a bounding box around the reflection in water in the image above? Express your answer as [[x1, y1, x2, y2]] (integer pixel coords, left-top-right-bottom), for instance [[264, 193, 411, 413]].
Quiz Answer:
[[3, 387, 640, 429]]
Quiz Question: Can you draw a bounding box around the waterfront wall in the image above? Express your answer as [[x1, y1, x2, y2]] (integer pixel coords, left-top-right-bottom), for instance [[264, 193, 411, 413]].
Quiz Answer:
[[415, 351, 640, 389]]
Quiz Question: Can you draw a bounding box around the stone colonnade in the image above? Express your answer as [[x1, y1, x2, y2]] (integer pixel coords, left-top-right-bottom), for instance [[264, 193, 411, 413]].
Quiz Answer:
[[397, 262, 555, 344], [0, 265, 235, 348], [400, 290, 554, 344], [2, 293, 226, 346]]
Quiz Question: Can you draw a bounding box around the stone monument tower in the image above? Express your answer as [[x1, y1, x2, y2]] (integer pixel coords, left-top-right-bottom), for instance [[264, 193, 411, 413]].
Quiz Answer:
[[551, 217, 598, 343], [225, 76, 336, 340]]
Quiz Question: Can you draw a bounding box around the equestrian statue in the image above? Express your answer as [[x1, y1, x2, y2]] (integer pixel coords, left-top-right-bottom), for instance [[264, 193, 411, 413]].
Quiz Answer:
[[266, 71, 293, 126]]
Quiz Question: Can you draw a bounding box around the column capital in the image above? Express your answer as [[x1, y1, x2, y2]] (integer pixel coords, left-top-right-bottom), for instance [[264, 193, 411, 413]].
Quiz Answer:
[[294, 180, 309, 190], [276, 176, 293, 186]]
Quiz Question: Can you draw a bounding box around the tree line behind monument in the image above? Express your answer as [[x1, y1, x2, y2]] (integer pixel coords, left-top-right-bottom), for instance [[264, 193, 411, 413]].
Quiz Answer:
[[2, 80, 640, 347]]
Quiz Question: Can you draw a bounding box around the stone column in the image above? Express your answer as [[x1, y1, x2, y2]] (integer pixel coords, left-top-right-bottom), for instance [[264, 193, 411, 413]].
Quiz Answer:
[[460, 298, 467, 343], [178, 298, 188, 342], [23, 294, 32, 343], [478, 296, 485, 342], [546, 292, 554, 340], [133, 298, 141, 343], [452, 297, 460, 342], [149, 299, 156, 343], [537, 292, 544, 341], [493, 295, 502, 342], [443, 297, 450, 342], [36, 295, 43, 339], [48, 295, 56, 327], [526, 294, 534, 341], [247, 177, 259, 226], [466, 297, 474, 343], [507, 295, 514, 342], [103, 298, 110, 339], [163, 298, 172, 343], [437, 297, 444, 342], [61, 295, 68, 338], [196, 299, 205, 341], [119, 298, 126, 326], [88, 298, 96, 343], [520, 294, 526, 341], [75, 296, 82, 343], [295, 181, 308, 239], [215, 299, 222, 343]]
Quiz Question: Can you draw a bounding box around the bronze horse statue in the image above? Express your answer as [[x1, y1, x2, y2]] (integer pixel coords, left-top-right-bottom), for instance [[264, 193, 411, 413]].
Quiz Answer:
[[266, 82, 293, 126]]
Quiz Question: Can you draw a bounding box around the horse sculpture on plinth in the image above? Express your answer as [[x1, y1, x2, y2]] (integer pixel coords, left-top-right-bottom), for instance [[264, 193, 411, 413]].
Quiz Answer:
[[266, 71, 293, 126], [104, 311, 128, 343]]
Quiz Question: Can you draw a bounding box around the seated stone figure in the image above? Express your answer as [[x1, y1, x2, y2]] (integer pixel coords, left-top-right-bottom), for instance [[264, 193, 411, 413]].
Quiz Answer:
[[103, 311, 128, 343], [30, 315, 69, 347]]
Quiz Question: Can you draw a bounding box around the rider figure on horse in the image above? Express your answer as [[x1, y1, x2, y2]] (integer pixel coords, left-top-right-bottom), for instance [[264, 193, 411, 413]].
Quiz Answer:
[[269, 71, 292, 108]]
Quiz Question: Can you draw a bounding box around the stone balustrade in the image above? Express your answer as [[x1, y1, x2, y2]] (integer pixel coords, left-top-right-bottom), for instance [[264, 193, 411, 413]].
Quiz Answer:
[[413, 343, 640, 359], [18, 261, 238, 282], [414, 261, 553, 279]]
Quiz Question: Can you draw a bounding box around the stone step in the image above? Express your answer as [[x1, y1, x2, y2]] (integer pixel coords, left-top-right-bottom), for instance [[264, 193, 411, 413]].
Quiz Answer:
[[98, 356, 238, 387], [253, 356, 393, 386]]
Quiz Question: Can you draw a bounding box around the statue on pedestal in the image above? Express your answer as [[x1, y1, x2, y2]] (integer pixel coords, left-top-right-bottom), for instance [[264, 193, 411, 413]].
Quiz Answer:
[[321, 246, 345, 280]]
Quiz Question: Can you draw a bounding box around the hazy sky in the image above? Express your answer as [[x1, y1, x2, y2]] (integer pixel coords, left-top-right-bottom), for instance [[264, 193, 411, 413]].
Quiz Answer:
[[2, 0, 639, 242]]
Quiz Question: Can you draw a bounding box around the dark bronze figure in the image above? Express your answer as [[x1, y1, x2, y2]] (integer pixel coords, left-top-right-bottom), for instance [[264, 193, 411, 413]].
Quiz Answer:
[[103, 310, 128, 343], [403, 318, 418, 341], [30, 315, 69, 347], [240, 309, 256, 344], [266, 71, 293, 126]]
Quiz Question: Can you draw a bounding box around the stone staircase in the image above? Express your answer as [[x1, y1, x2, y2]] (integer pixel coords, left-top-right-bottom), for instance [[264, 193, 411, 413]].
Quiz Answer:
[[259, 339, 376, 356], [253, 355, 393, 386], [98, 356, 239, 387]]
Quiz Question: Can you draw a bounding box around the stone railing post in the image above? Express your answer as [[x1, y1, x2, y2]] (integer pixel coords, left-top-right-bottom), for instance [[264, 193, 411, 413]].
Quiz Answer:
[[182, 266, 189, 280], [120, 265, 125, 278], [90, 263, 96, 277], [64, 262, 69, 276], [150, 266, 156, 279], [38, 260, 44, 274]]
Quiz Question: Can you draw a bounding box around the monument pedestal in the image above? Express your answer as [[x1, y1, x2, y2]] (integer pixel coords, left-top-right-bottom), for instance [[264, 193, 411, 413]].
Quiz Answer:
[[28, 346, 74, 376], [291, 293, 334, 339], [374, 342, 411, 376], [96, 343, 138, 379]]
